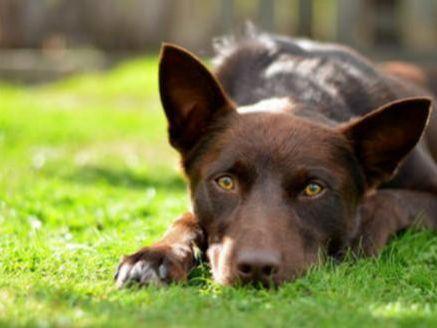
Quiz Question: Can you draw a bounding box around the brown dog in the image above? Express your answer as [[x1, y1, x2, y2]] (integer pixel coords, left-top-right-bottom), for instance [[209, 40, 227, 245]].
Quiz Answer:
[[115, 32, 437, 287]]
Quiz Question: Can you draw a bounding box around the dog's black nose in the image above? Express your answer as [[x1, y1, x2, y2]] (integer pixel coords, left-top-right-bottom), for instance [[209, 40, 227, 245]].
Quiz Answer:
[[235, 250, 280, 285]]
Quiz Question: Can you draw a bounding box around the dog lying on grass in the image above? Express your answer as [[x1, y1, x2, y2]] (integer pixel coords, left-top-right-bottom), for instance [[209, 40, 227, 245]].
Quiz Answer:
[[115, 31, 437, 287]]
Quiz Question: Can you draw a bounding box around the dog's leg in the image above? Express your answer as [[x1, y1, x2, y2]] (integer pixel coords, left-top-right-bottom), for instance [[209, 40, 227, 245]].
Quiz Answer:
[[115, 212, 204, 287], [354, 189, 437, 256]]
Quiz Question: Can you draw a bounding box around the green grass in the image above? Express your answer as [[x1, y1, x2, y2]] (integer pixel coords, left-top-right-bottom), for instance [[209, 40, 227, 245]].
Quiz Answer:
[[0, 57, 436, 328]]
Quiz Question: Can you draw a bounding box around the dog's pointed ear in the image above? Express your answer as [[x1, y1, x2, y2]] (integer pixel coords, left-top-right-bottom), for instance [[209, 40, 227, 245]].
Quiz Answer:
[[159, 43, 234, 155], [341, 97, 432, 188]]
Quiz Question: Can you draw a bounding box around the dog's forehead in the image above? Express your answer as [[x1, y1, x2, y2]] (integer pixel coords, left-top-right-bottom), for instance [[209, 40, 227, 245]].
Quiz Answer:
[[231, 111, 342, 153], [203, 109, 351, 173]]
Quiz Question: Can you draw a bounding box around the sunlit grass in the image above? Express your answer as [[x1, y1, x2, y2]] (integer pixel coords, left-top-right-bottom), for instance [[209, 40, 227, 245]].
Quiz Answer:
[[0, 58, 436, 327]]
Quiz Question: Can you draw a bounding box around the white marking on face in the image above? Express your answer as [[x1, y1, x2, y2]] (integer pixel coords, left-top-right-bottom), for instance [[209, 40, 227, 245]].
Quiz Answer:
[[207, 238, 235, 285]]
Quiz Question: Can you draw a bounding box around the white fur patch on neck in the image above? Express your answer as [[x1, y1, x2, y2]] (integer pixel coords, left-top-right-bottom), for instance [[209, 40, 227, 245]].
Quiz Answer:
[[237, 97, 292, 114]]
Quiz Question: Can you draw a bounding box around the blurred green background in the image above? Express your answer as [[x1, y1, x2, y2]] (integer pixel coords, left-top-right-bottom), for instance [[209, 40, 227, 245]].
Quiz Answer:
[[1, 0, 437, 83]]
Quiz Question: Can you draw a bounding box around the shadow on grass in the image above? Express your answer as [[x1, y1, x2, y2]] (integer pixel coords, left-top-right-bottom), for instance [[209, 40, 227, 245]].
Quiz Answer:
[[52, 165, 187, 190]]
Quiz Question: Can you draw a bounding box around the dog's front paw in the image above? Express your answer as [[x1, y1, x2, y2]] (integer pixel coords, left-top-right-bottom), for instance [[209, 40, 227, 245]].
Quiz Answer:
[[114, 244, 192, 288]]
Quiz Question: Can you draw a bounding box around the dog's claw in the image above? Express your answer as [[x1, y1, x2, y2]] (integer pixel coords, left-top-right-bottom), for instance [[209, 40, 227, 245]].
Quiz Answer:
[[114, 262, 133, 288], [158, 263, 169, 280]]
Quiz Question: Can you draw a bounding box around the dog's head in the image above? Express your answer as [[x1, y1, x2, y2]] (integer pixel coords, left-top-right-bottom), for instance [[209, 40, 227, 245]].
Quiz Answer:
[[159, 44, 431, 286]]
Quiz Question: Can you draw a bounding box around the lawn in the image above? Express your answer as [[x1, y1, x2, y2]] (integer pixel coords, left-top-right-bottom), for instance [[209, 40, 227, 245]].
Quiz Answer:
[[0, 57, 436, 328]]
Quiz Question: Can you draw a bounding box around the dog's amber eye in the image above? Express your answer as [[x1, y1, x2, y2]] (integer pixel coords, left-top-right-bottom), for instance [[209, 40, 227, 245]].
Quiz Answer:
[[216, 175, 235, 191], [303, 182, 323, 197]]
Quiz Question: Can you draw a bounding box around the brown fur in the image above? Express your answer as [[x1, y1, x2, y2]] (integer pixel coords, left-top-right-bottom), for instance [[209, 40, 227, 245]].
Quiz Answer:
[[115, 35, 437, 287]]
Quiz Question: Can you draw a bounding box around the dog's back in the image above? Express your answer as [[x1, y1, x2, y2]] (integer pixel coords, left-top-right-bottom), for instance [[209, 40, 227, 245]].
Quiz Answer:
[[213, 32, 431, 122]]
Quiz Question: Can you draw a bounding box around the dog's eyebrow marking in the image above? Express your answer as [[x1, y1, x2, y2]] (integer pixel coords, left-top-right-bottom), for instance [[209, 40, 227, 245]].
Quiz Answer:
[[237, 97, 292, 114]]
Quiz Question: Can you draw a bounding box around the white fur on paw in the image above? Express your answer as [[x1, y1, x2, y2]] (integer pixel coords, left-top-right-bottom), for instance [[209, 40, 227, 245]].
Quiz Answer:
[[116, 260, 163, 288]]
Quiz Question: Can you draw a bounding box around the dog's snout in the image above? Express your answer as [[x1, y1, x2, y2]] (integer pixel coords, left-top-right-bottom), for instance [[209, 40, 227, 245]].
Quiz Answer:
[[235, 250, 281, 284]]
